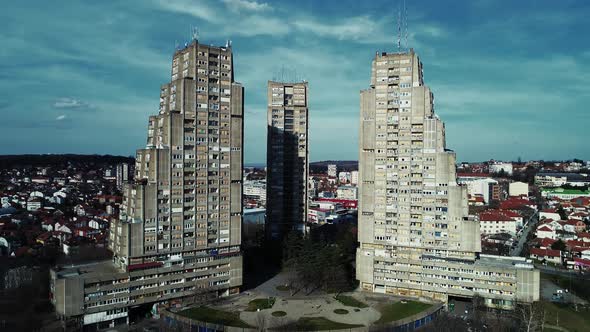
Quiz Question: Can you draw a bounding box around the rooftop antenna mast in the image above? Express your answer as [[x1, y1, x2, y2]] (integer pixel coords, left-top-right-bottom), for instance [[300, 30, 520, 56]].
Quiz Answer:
[[397, 1, 402, 51], [191, 25, 199, 41], [404, 0, 409, 50]]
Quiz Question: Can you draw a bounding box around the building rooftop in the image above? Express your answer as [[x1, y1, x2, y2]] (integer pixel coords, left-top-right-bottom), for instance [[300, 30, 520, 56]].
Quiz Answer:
[[243, 208, 266, 214], [53, 260, 122, 279], [542, 188, 590, 195], [477, 254, 535, 270]]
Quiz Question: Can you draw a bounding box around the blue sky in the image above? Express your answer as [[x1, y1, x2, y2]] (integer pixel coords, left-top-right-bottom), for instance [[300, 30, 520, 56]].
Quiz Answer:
[[1, 0, 589, 163]]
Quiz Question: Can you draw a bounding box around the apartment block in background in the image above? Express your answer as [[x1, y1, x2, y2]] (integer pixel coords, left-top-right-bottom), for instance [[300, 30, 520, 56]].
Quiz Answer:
[[266, 81, 309, 241], [51, 39, 244, 330], [116, 163, 130, 189], [327, 164, 338, 177], [356, 49, 539, 309]]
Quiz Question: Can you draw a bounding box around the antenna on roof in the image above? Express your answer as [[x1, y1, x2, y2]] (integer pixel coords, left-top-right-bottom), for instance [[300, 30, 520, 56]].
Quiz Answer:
[[404, 0, 409, 50], [397, 1, 401, 51], [192, 26, 199, 41]]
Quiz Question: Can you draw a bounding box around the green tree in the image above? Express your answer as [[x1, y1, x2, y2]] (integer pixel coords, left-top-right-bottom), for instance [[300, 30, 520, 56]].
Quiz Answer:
[[550, 239, 566, 251]]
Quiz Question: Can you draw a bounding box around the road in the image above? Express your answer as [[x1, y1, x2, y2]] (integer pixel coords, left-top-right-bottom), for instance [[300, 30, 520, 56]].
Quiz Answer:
[[537, 264, 590, 279], [510, 210, 538, 256], [540, 278, 588, 304]]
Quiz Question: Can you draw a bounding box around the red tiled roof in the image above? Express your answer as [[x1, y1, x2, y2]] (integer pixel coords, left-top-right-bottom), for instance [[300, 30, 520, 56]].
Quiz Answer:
[[537, 226, 554, 232], [539, 238, 557, 248], [570, 246, 590, 253], [479, 210, 514, 222], [457, 172, 492, 178], [566, 240, 586, 248], [530, 248, 561, 258], [541, 209, 557, 213], [310, 208, 331, 213], [500, 210, 521, 218], [500, 199, 534, 210], [573, 257, 590, 266]]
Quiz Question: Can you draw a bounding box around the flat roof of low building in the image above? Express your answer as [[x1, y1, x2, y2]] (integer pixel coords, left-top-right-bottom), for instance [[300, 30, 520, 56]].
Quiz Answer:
[[477, 254, 535, 270], [53, 260, 122, 279], [243, 208, 266, 214], [542, 188, 590, 195]]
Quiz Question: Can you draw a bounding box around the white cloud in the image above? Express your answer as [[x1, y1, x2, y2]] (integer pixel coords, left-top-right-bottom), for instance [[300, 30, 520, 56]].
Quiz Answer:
[[56, 114, 67, 121], [224, 15, 290, 37], [153, 0, 217, 22], [293, 15, 389, 42], [221, 0, 271, 12], [53, 97, 93, 110]]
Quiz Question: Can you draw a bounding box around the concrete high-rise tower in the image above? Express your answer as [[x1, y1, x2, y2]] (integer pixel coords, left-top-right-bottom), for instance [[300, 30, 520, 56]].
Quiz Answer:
[[266, 81, 309, 240], [50, 39, 244, 329], [112, 39, 244, 288], [356, 49, 539, 309]]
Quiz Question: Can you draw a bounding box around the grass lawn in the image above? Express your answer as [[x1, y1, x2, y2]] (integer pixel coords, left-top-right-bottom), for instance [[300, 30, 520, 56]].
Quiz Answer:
[[246, 297, 275, 312], [279, 317, 364, 331], [334, 294, 369, 308], [376, 301, 432, 324], [542, 301, 590, 332], [177, 306, 252, 328], [271, 311, 287, 317]]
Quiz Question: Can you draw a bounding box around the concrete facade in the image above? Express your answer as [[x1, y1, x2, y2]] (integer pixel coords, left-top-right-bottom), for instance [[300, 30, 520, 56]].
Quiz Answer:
[[51, 40, 244, 329], [356, 50, 539, 309], [337, 185, 358, 200], [266, 81, 309, 240], [509, 181, 529, 197], [116, 163, 130, 189]]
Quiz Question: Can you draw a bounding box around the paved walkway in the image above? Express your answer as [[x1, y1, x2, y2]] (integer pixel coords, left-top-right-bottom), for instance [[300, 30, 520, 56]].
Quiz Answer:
[[176, 271, 439, 330], [239, 296, 380, 329], [236, 272, 381, 328], [545, 324, 569, 332]]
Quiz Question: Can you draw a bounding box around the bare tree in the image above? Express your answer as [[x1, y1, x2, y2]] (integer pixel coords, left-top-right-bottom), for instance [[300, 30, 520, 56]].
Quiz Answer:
[[417, 312, 469, 332], [269, 316, 296, 331], [515, 302, 544, 332], [190, 285, 214, 306]]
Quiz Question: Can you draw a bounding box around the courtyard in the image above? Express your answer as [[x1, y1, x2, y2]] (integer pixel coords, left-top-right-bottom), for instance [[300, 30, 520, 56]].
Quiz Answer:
[[172, 272, 439, 330]]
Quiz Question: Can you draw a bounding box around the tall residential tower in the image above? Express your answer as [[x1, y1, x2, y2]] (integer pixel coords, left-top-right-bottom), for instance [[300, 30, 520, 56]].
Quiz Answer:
[[51, 39, 244, 329], [266, 81, 309, 240], [356, 49, 539, 309]]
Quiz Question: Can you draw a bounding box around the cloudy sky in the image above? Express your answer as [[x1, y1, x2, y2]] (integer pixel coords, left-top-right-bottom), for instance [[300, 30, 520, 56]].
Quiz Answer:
[[1, 0, 589, 163]]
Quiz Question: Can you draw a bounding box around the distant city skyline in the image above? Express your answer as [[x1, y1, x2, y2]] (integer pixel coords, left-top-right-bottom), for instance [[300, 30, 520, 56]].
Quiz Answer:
[[1, 0, 589, 163]]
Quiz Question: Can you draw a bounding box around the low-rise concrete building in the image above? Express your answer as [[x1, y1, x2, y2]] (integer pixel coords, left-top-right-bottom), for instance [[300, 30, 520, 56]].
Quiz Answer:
[[542, 188, 590, 200], [337, 185, 358, 200], [529, 248, 562, 265], [27, 197, 42, 211], [540, 209, 561, 221], [509, 181, 529, 197], [479, 211, 517, 235], [535, 172, 590, 188]]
